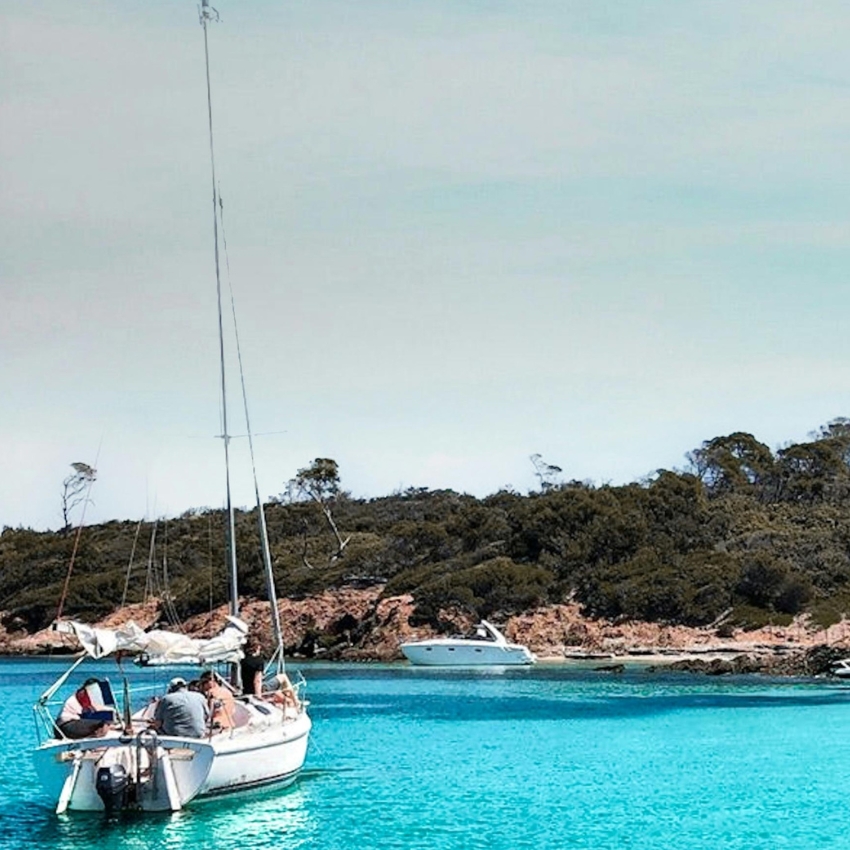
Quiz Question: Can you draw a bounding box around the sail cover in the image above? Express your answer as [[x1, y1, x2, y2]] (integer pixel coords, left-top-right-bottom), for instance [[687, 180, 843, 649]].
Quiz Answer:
[[55, 616, 249, 664]]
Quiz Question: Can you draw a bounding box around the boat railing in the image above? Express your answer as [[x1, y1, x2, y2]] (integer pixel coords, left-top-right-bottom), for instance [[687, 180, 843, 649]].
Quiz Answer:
[[290, 670, 308, 710], [257, 668, 308, 714], [33, 701, 61, 745]]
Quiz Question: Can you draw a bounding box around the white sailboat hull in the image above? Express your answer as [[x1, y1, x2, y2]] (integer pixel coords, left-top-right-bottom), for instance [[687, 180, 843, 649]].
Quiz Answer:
[[34, 706, 311, 812], [200, 709, 311, 797]]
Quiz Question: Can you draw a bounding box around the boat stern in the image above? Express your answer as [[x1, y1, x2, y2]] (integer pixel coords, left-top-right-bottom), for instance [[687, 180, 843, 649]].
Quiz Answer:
[[34, 733, 215, 813]]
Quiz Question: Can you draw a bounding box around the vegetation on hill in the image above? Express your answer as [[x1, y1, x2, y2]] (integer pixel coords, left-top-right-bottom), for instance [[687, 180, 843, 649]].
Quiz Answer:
[[4, 421, 850, 636]]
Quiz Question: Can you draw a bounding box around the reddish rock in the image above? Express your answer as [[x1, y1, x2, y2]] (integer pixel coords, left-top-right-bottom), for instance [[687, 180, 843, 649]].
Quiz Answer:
[[4, 593, 850, 672]]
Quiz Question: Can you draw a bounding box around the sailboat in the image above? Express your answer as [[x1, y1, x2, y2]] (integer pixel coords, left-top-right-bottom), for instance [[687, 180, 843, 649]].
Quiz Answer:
[[32, 1, 311, 814]]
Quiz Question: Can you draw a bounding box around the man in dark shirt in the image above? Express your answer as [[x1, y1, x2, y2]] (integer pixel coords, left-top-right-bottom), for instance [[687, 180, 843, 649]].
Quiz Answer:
[[240, 638, 265, 696]]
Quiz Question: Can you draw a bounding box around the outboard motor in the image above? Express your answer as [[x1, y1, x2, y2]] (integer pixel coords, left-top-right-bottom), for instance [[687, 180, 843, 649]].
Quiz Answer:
[[95, 763, 129, 813]]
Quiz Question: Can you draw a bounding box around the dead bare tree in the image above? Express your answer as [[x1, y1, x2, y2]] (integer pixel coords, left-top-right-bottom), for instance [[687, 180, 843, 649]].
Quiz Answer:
[[530, 453, 562, 492], [286, 458, 351, 568], [61, 462, 97, 534], [56, 461, 97, 621]]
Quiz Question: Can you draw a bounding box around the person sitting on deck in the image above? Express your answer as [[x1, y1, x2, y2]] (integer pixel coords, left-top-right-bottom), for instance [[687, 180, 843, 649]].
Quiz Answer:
[[199, 670, 236, 730], [262, 672, 299, 710], [152, 677, 209, 738], [56, 678, 115, 739]]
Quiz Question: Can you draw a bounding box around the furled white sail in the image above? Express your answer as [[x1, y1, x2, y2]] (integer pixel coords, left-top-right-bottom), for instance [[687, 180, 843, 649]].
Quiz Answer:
[[54, 616, 248, 664]]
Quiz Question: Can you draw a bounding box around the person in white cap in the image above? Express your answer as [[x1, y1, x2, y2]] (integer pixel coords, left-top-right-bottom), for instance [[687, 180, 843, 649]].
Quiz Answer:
[[152, 677, 209, 737]]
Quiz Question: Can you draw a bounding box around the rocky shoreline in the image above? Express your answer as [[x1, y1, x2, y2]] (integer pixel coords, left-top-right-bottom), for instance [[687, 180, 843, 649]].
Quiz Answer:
[[3, 588, 850, 677]]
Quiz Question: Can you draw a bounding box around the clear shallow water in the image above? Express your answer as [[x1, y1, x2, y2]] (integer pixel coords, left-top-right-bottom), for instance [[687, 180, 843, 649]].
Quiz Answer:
[[3, 659, 850, 850]]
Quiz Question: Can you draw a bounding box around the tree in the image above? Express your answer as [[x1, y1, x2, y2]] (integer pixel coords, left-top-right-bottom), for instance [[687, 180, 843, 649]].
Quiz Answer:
[[735, 552, 811, 614], [770, 419, 850, 504], [776, 439, 849, 504], [286, 458, 351, 567], [686, 433, 775, 499], [61, 462, 97, 534], [529, 454, 562, 492]]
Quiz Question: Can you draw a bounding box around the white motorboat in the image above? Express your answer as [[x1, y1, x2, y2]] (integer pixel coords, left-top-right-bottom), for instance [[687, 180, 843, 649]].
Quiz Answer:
[[32, 0, 311, 813], [400, 620, 536, 666], [831, 658, 850, 678]]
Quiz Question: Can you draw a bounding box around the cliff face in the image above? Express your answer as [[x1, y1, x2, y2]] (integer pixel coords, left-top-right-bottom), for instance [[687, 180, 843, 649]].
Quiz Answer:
[[178, 588, 421, 660], [3, 588, 849, 674]]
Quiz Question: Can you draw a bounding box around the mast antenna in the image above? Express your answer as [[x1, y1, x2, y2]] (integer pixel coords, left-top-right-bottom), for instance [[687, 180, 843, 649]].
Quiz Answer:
[[199, 0, 219, 25]]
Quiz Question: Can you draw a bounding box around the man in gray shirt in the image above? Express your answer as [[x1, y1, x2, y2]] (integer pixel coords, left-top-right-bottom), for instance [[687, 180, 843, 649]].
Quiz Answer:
[[153, 677, 209, 737]]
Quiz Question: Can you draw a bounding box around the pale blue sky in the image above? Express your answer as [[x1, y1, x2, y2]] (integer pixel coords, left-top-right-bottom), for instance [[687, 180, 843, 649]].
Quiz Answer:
[[2, 1, 849, 530]]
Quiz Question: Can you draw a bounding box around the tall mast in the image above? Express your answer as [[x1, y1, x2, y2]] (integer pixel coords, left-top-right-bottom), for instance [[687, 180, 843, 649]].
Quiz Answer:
[[227, 290, 287, 669], [201, 0, 239, 623]]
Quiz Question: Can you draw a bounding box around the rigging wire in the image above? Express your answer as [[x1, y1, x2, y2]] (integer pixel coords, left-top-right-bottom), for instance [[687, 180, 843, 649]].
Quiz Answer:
[[218, 191, 287, 670], [208, 512, 215, 620], [55, 482, 95, 622], [144, 520, 158, 604], [121, 518, 144, 609], [160, 518, 183, 631], [55, 447, 101, 623]]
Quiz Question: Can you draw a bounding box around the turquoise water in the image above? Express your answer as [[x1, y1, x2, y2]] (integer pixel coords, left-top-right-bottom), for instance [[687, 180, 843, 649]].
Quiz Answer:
[[3, 659, 850, 850]]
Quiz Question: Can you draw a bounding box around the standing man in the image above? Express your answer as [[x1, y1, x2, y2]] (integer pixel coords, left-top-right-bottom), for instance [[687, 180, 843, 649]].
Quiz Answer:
[[240, 636, 266, 697]]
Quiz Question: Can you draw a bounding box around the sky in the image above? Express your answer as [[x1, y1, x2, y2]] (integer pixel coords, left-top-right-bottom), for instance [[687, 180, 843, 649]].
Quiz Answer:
[[2, 1, 850, 531]]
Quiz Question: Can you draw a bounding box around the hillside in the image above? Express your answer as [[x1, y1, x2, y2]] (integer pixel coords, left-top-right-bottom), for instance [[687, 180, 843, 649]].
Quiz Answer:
[[5, 422, 850, 661]]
